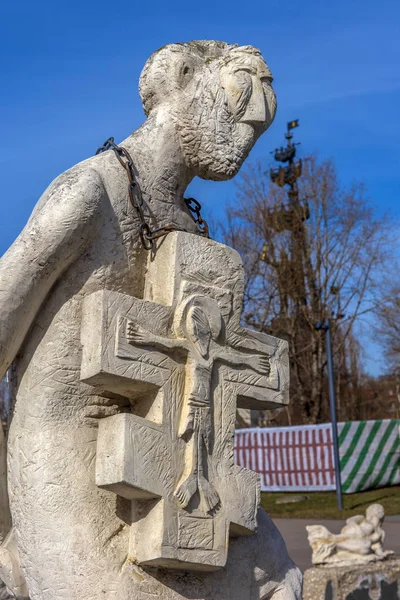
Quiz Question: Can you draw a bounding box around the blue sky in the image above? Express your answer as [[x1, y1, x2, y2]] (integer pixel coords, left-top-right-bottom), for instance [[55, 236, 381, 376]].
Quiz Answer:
[[1, 0, 399, 373]]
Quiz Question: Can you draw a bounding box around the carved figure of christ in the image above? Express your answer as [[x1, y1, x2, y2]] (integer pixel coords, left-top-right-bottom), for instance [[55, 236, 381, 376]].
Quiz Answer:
[[126, 299, 270, 513]]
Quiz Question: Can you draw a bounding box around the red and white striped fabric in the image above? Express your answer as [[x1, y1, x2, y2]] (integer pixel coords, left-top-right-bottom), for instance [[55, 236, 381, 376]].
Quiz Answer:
[[234, 425, 336, 491]]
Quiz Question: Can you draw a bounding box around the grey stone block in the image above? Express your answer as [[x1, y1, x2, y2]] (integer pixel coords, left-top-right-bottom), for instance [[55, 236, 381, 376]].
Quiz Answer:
[[304, 557, 400, 599]]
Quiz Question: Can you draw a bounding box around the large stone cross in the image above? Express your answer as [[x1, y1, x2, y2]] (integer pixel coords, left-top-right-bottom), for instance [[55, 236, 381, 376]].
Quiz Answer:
[[80, 232, 289, 571]]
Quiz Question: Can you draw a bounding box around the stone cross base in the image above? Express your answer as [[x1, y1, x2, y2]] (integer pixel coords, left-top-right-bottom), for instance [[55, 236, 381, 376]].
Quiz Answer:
[[303, 558, 400, 600]]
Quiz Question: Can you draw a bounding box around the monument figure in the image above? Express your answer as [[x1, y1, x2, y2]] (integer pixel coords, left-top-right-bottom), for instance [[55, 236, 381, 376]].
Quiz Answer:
[[303, 504, 400, 599], [0, 40, 302, 599], [307, 503, 394, 566]]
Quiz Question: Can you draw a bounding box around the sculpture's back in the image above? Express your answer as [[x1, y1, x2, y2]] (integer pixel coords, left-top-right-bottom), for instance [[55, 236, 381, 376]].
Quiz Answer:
[[0, 41, 301, 600]]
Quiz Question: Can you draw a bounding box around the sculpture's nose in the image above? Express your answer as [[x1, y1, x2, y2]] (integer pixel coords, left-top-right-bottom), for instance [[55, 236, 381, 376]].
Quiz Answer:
[[239, 76, 267, 125]]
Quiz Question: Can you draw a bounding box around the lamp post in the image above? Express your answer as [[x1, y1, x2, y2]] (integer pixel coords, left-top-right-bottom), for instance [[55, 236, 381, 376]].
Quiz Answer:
[[316, 318, 343, 511]]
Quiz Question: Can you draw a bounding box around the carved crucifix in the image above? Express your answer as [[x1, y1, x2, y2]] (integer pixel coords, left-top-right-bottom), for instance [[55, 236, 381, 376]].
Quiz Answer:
[[80, 232, 289, 571], [125, 294, 270, 514]]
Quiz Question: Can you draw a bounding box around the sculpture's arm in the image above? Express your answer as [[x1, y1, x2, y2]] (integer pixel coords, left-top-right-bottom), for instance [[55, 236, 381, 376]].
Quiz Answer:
[[344, 515, 364, 527], [0, 167, 105, 379], [218, 347, 271, 376], [126, 321, 188, 352]]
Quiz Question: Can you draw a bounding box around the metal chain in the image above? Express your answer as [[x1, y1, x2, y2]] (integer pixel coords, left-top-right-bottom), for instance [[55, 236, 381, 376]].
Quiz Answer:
[[184, 197, 209, 238], [95, 137, 209, 250]]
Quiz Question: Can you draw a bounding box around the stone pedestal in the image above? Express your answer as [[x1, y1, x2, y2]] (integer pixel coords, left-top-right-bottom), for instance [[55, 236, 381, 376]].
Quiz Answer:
[[303, 558, 400, 599]]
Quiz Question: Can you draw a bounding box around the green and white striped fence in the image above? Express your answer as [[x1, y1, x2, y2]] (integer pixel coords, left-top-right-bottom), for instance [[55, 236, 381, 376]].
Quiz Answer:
[[339, 419, 400, 493]]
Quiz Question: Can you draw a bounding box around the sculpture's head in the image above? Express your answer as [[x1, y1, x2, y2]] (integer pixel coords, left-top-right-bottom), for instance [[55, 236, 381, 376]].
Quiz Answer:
[[139, 40, 277, 181], [366, 503, 385, 526]]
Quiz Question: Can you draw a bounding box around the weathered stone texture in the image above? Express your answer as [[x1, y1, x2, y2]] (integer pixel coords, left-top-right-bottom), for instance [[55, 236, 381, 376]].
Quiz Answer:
[[0, 40, 301, 599], [303, 558, 400, 600]]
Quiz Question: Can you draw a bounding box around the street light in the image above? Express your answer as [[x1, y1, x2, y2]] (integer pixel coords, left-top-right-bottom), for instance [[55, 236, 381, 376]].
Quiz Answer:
[[315, 318, 344, 511]]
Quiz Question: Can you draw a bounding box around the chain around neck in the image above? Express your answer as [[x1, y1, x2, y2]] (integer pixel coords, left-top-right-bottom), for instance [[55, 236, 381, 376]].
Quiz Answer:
[[95, 137, 209, 250]]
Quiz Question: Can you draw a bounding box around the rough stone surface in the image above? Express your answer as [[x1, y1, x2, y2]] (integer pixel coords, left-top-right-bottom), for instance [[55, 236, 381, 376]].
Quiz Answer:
[[303, 557, 400, 600], [307, 504, 393, 567], [0, 40, 301, 599], [0, 583, 13, 600]]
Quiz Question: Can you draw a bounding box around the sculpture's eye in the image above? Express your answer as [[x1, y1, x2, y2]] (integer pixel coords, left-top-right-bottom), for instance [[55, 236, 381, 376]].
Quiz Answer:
[[233, 69, 252, 93], [227, 70, 253, 120]]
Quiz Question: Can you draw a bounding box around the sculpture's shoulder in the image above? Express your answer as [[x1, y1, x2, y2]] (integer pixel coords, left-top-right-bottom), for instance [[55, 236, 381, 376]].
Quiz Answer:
[[345, 515, 364, 527], [32, 157, 106, 220], [341, 515, 365, 536]]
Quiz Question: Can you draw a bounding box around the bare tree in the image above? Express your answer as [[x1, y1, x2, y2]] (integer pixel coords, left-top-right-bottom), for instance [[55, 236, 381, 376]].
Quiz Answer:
[[222, 155, 392, 424], [376, 288, 400, 372]]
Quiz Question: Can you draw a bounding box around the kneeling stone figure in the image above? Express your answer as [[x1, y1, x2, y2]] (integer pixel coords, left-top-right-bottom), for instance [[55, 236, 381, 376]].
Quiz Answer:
[[0, 40, 302, 600]]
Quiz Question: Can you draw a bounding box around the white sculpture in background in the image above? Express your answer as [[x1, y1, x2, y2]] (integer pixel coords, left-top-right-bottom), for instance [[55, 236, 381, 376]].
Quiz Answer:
[[0, 40, 302, 599], [307, 503, 394, 566]]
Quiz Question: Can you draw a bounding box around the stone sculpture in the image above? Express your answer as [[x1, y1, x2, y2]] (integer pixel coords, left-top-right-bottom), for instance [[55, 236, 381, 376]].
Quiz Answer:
[[307, 503, 394, 566], [0, 40, 302, 599]]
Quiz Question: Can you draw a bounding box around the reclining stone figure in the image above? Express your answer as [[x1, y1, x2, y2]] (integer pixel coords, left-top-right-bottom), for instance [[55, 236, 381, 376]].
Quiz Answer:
[[307, 503, 394, 566]]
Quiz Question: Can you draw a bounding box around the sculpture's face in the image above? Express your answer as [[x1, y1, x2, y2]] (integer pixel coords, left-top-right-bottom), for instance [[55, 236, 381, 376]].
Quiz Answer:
[[366, 503, 385, 526], [175, 52, 277, 180], [139, 42, 277, 182]]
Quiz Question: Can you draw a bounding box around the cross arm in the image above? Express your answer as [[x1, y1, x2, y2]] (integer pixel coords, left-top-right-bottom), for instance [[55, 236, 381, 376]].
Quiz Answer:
[[96, 413, 171, 500]]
